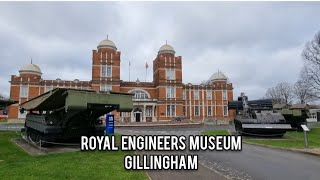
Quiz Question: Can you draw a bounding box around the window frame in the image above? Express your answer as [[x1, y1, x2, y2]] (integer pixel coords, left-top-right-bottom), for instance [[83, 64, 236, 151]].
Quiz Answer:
[[194, 106, 200, 116], [166, 105, 176, 117], [20, 85, 28, 98], [166, 86, 176, 98], [101, 84, 112, 91], [222, 90, 227, 100], [207, 90, 212, 100], [194, 90, 199, 100], [223, 106, 228, 116], [101, 65, 112, 77], [207, 106, 212, 116], [166, 68, 175, 80]]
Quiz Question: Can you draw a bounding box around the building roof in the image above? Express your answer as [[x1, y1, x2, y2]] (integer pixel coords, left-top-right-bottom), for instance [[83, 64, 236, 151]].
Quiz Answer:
[[19, 63, 42, 76], [290, 104, 309, 110], [97, 37, 117, 50], [309, 104, 320, 109], [158, 43, 175, 55], [209, 71, 228, 81], [273, 103, 289, 109]]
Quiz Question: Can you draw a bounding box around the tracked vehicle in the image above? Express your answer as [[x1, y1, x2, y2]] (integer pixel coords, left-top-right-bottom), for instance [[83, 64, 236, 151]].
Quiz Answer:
[[228, 93, 292, 136], [20, 88, 133, 144]]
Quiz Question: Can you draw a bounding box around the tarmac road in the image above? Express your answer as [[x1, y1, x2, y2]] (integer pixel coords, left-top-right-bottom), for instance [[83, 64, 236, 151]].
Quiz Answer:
[[118, 126, 320, 180]]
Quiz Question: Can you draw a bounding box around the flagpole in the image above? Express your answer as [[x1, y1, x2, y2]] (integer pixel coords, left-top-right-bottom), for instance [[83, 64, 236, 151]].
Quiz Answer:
[[145, 61, 148, 82], [129, 61, 131, 82], [145, 66, 147, 82]]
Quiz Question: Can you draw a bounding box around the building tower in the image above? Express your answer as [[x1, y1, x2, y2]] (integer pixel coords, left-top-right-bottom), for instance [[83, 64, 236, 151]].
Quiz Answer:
[[91, 37, 121, 92], [153, 42, 183, 120], [9, 62, 42, 118]]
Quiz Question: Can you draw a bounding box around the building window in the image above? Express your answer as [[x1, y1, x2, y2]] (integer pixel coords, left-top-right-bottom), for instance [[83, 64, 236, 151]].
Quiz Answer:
[[208, 106, 212, 116], [101, 84, 112, 91], [20, 85, 28, 98], [166, 86, 176, 98], [223, 106, 228, 116], [101, 66, 112, 77], [132, 90, 149, 100], [182, 89, 186, 100], [166, 68, 175, 80], [45, 85, 53, 92], [146, 107, 152, 117], [194, 106, 199, 116], [207, 90, 212, 100], [222, 90, 227, 100], [167, 105, 175, 117], [194, 90, 199, 100], [122, 112, 131, 117]]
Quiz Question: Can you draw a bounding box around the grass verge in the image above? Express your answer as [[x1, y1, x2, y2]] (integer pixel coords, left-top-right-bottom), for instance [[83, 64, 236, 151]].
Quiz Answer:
[[0, 118, 8, 123], [0, 131, 147, 179], [201, 130, 230, 136], [244, 128, 320, 149]]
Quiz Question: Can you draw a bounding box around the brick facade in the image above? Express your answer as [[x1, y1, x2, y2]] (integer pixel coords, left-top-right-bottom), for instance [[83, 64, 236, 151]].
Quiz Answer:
[[8, 38, 234, 122]]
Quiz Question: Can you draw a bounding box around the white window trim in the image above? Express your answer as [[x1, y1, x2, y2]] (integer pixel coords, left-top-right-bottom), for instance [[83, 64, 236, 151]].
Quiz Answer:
[[166, 86, 176, 98], [20, 85, 28, 98], [101, 65, 112, 77], [223, 106, 228, 116], [207, 106, 212, 116], [166, 105, 176, 117], [101, 84, 112, 91], [166, 68, 175, 80], [207, 90, 212, 100], [194, 106, 200, 116], [194, 90, 199, 100], [45, 85, 53, 93], [222, 90, 227, 100]]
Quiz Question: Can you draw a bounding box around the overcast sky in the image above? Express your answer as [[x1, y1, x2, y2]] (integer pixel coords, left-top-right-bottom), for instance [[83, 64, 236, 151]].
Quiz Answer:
[[1, 2, 319, 100]]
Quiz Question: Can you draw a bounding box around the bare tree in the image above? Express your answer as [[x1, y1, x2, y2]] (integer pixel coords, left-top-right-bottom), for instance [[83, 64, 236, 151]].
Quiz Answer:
[[265, 87, 282, 104], [265, 82, 294, 104], [302, 30, 320, 98], [293, 79, 316, 104]]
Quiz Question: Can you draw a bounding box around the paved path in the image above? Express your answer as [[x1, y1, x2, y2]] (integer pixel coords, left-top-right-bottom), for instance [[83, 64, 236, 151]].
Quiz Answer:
[[119, 126, 320, 180], [0, 124, 23, 131]]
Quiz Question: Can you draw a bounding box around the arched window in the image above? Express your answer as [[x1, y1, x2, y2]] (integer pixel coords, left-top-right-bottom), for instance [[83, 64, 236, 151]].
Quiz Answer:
[[129, 89, 150, 100]]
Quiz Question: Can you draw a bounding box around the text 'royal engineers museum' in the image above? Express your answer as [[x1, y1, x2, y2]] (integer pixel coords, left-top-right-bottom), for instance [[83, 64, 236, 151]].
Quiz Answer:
[[8, 37, 234, 122]]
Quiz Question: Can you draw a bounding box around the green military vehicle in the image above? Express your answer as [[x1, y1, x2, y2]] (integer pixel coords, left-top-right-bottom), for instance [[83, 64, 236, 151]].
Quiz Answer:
[[279, 109, 309, 131], [20, 88, 133, 145]]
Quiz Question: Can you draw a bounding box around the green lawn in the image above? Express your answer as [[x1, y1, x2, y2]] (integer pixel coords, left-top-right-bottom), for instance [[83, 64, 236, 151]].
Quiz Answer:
[[0, 118, 8, 123], [0, 131, 147, 179], [244, 128, 320, 149], [201, 130, 230, 136]]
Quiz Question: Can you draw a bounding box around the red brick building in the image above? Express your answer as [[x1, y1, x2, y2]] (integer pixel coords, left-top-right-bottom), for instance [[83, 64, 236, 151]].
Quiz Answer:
[[8, 37, 234, 122]]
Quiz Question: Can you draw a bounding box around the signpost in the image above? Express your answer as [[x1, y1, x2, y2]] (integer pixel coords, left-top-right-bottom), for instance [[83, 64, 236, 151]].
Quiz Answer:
[[106, 114, 114, 135], [301, 124, 310, 148]]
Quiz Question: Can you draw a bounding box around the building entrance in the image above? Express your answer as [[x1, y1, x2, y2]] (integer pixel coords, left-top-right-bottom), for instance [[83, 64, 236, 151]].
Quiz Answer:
[[134, 108, 142, 122]]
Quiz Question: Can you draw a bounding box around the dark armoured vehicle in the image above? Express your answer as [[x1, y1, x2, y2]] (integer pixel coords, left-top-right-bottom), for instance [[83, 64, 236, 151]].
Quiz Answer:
[[228, 93, 292, 136], [279, 108, 309, 131], [20, 88, 133, 144]]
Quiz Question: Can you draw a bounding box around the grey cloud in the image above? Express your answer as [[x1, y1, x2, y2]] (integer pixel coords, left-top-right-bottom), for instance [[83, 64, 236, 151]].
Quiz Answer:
[[1, 2, 319, 99]]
